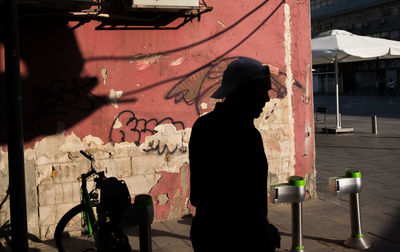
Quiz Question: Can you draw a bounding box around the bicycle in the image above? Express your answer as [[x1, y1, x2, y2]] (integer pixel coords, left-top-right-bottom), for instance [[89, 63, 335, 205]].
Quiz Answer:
[[54, 150, 154, 252]]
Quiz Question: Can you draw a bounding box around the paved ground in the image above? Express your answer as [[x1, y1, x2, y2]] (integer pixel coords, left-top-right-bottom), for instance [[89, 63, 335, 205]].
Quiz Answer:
[[2, 95, 400, 252]]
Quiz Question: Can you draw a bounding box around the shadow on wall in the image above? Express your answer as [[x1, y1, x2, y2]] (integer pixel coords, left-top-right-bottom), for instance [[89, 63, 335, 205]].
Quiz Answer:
[[0, 17, 113, 146], [0, 0, 301, 147]]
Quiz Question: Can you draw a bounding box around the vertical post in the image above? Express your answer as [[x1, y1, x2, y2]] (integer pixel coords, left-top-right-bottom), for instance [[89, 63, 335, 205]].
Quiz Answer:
[[371, 115, 378, 134], [325, 73, 328, 94], [291, 202, 304, 252], [270, 176, 305, 252], [335, 59, 341, 129], [4, 0, 29, 251], [344, 193, 371, 249], [139, 223, 152, 252], [349, 193, 363, 238], [134, 194, 154, 252]]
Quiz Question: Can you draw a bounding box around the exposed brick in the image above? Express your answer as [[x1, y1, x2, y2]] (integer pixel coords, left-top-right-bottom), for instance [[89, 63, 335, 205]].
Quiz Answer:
[[37, 164, 53, 185], [39, 205, 56, 227], [72, 182, 81, 202], [60, 162, 90, 184], [55, 183, 64, 204], [124, 174, 161, 196], [62, 183, 74, 203], [132, 155, 158, 175], [96, 157, 132, 178], [38, 184, 56, 206]]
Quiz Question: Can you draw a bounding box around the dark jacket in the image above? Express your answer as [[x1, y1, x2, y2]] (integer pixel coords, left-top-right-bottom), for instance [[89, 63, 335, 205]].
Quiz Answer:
[[189, 102, 271, 251]]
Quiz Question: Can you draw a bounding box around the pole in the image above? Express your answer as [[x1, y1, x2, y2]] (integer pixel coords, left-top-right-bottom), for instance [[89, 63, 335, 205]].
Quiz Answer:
[[4, 0, 29, 250], [343, 193, 371, 249], [349, 193, 363, 238], [372, 115, 378, 134], [139, 223, 152, 252], [291, 202, 304, 252], [334, 59, 341, 129]]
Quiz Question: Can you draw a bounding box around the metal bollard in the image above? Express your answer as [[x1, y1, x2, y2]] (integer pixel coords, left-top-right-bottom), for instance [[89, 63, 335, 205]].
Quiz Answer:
[[134, 194, 154, 252], [271, 176, 306, 252], [371, 115, 378, 134], [119, 194, 154, 252], [329, 169, 371, 249]]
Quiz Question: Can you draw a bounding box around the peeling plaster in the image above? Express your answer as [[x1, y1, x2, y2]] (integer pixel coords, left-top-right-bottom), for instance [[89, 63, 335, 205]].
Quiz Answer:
[[113, 118, 123, 129], [133, 53, 164, 71], [305, 171, 317, 198], [283, 3, 296, 177], [140, 124, 191, 173], [83, 135, 104, 148], [157, 193, 169, 205], [109, 89, 123, 108], [169, 57, 186, 66], [217, 20, 226, 27], [101, 67, 107, 85]]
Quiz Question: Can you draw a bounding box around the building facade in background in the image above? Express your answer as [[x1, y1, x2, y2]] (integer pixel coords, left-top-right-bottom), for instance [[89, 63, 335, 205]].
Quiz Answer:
[[311, 0, 400, 95]]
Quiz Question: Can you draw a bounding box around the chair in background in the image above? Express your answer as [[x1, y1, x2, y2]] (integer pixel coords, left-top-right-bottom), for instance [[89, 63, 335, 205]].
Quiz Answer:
[[315, 107, 328, 135]]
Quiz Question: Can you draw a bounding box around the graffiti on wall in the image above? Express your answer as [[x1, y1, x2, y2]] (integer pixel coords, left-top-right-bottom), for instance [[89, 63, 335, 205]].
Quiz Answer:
[[109, 110, 185, 147], [165, 57, 236, 115], [165, 56, 302, 115], [143, 139, 187, 155]]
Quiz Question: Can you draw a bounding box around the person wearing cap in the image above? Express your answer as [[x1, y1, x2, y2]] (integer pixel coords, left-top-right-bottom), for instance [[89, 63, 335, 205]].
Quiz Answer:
[[189, 57, 280, 251]]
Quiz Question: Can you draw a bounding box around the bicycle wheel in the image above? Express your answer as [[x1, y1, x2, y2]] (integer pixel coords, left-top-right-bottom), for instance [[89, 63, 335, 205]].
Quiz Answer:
[[54, 203, 97, 252]]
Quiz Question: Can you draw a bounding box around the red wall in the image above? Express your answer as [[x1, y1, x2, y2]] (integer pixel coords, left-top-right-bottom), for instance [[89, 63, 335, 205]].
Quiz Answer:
[[1, 0, 314, 222]]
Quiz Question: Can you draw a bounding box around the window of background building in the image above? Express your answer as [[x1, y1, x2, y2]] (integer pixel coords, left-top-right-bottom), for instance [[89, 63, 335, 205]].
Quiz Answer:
[[310, 0, 335, 10], [390, 30, 400, 39], [380, 5, 391, 17]]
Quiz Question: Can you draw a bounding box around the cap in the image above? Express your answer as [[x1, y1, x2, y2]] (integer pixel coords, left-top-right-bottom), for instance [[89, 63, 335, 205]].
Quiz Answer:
[[288, 176, 306, 187], [211, 57, 270, 99], [345, 169, 361, 178]]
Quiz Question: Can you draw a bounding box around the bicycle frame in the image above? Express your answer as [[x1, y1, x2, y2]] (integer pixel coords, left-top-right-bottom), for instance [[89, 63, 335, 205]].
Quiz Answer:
[[79, 157, 108, 252], [81, 177, 96, 236]]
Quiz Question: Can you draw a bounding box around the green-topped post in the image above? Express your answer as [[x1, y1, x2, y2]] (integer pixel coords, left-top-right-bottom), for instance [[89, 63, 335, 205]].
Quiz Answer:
[[271, 176, 306, 252], [289, 176, 305, 252], [329, 169, 371, 249], [134, 194, 154, 252], [345, 170, 371, 250]]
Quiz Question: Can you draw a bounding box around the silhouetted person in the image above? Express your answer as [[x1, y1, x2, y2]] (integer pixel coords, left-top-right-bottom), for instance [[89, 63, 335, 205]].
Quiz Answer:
[[387, 78, 396, 96], [189, 57, 280, 252]]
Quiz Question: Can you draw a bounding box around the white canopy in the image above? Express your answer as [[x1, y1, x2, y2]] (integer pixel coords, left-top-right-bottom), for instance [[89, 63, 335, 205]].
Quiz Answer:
[[312, 30, 400, 65], [312, 30, 400, 130]]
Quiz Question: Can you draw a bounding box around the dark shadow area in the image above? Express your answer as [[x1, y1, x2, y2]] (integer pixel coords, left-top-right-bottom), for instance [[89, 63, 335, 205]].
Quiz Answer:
[[177, 214, 193, 226], [38, 236, 96, 252], [364, 207, 400, 251], [123, 225, 190, 241], [0, 17, 105, 145], [15, 1, 213, 31], [0, 220, 45, 251], [2, 190, 50, 250], [279, 231, 345, 247], [0, 17, 136, 145]]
